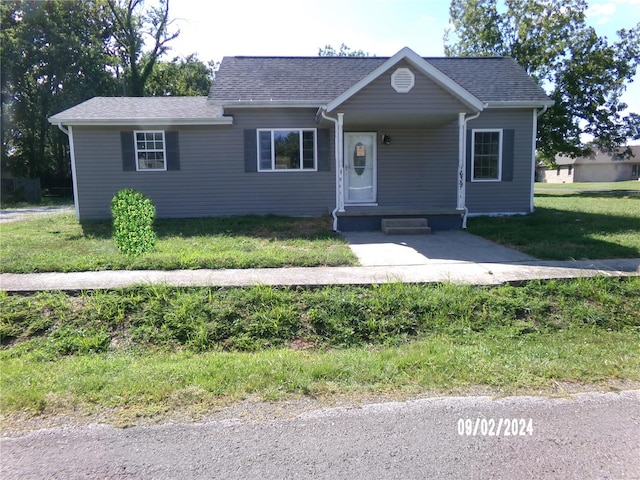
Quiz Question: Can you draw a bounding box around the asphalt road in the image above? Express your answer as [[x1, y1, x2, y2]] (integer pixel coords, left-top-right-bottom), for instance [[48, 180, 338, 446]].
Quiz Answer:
[[2, 390, 639, 479]]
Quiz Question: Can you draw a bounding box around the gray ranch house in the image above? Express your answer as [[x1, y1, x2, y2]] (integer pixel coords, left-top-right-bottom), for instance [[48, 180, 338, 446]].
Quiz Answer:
[[49, 47, 553, 231]]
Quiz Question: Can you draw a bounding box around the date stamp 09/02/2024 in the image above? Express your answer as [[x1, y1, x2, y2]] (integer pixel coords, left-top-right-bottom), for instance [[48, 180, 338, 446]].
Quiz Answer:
[[457, 418, 534, 437]]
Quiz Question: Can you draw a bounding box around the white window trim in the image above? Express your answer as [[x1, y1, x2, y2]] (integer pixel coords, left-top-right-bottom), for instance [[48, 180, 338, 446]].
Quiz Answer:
[[256, 128, 318, 172], [471, 128, 502, 182], [134, 130, 167, 172]]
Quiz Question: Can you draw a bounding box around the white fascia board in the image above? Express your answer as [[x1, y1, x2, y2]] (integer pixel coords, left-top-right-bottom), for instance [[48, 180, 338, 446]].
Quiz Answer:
[[47, 117, 233, 126], [210, 100, 329, 109], [325, 46, 485, 112], [485, 100, 555, 108]]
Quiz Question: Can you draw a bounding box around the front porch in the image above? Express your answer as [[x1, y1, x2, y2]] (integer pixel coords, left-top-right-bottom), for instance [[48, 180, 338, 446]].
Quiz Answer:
[[313, 50, 489, 232], [336, 207, 464, 232], [318, 118, 471, 233]]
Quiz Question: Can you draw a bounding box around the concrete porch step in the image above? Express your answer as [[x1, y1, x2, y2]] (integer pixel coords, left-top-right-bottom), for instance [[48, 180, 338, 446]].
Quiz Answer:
[[381, 218, 431, 235]]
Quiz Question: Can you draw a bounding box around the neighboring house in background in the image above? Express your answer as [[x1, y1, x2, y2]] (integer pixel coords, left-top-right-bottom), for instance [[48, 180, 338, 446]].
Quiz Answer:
[[537, 146, 640, 184], [49, 47, 553, 231]]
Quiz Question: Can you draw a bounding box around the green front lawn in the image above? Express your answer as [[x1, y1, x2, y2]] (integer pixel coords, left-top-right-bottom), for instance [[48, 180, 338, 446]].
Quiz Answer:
[[468, 190, 640, 260], [2, 186, 639, 273], [0, 214, 357, 273]]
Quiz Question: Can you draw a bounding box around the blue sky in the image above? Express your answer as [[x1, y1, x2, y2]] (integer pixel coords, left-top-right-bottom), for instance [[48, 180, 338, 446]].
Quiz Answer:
[[166, 0, 639, 121]]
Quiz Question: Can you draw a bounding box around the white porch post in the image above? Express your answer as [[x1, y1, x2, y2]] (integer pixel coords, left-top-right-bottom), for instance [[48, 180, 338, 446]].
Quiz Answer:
[[319, 108, 344, 230], [337, 113, 345, 212], [457, 112, 466, 212]]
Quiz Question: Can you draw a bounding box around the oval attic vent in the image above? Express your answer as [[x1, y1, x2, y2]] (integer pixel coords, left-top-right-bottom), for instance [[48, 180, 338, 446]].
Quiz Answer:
[[391, 67, 415, 93]]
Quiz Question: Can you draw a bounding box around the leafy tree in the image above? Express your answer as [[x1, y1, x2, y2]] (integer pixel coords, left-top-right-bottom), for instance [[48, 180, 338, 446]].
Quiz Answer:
[[1, 0, 211, 190], [444, 0, 640, 162], [107, 0, 179, 96], [318, 43, 370, 57], [145, 54, 216, 96], [1, 0, 118, 180]]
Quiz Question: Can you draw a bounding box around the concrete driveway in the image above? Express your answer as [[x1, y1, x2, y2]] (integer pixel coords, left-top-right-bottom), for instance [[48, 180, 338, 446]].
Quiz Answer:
[[342, 230, 535, 267]]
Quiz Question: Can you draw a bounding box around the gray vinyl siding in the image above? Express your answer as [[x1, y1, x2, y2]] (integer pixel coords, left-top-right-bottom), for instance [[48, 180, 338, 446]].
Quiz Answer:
[[71, 109, 334, 220], [70, 107, 535, 221], [338, 60, 472, 116], [465, 109, 535, 214], [343, 120, 459, 210]]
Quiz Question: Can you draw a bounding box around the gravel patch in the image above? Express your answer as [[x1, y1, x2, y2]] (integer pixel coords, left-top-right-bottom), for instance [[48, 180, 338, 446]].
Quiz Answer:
[[0, 205, 74, 223]]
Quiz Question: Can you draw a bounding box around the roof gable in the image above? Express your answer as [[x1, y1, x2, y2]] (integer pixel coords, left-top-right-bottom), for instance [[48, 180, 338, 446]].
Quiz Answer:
[[334, 58, 474, 123], [325, 47, 483, 112]]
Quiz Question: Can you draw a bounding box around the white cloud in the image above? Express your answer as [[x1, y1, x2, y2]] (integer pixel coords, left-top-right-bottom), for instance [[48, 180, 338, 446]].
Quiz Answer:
[[587, 3, 617, 24]]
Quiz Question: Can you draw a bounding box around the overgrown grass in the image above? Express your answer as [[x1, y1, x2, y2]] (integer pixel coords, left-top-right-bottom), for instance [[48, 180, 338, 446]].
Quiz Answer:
[[3, 331, 636, 420], [2, 278, 638, 419], [0, 214, 357, 273], [468, 191, 640, 259]]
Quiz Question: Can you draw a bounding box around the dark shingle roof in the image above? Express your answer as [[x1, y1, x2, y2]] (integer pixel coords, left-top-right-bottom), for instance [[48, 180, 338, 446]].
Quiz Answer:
[[427, 57, 549, 103], [50, 50, 551, 124], [49, 97, 228, 124], [208, 55, 551, 106]]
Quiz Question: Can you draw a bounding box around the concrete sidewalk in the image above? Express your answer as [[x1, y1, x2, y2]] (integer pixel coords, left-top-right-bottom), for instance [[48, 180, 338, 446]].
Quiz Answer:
[[1, 258, 638, 291]]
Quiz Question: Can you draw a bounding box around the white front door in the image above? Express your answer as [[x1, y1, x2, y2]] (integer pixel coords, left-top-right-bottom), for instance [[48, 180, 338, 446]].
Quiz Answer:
[[344, 132, 377, 204]]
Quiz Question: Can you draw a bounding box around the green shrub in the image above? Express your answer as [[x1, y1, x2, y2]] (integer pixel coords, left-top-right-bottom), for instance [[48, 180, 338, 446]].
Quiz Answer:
[[111, 189, 156, 256]]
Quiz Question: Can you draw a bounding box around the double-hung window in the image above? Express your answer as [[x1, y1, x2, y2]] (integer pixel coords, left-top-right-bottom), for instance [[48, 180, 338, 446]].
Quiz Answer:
[[257, 129, 317, 171], [135, 131, 166, 171], [471, 129, 502, 181]]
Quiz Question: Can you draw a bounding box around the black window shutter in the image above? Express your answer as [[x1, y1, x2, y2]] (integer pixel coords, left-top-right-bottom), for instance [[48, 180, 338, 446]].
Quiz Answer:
[[244, 129, 257, 172], [317, 129, 331, 172], [121, 131, 136, 171], [466, 129, 472, 181], [165, 131, 180, 171], [502, 129, 515, 181]]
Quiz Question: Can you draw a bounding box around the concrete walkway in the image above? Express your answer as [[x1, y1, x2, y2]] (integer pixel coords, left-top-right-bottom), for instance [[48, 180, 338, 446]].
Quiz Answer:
[[342, 230, 536, 266]]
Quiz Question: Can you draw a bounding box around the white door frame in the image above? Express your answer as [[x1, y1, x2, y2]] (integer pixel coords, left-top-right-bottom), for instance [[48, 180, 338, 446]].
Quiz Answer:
[[344, 132, 377, 205]]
